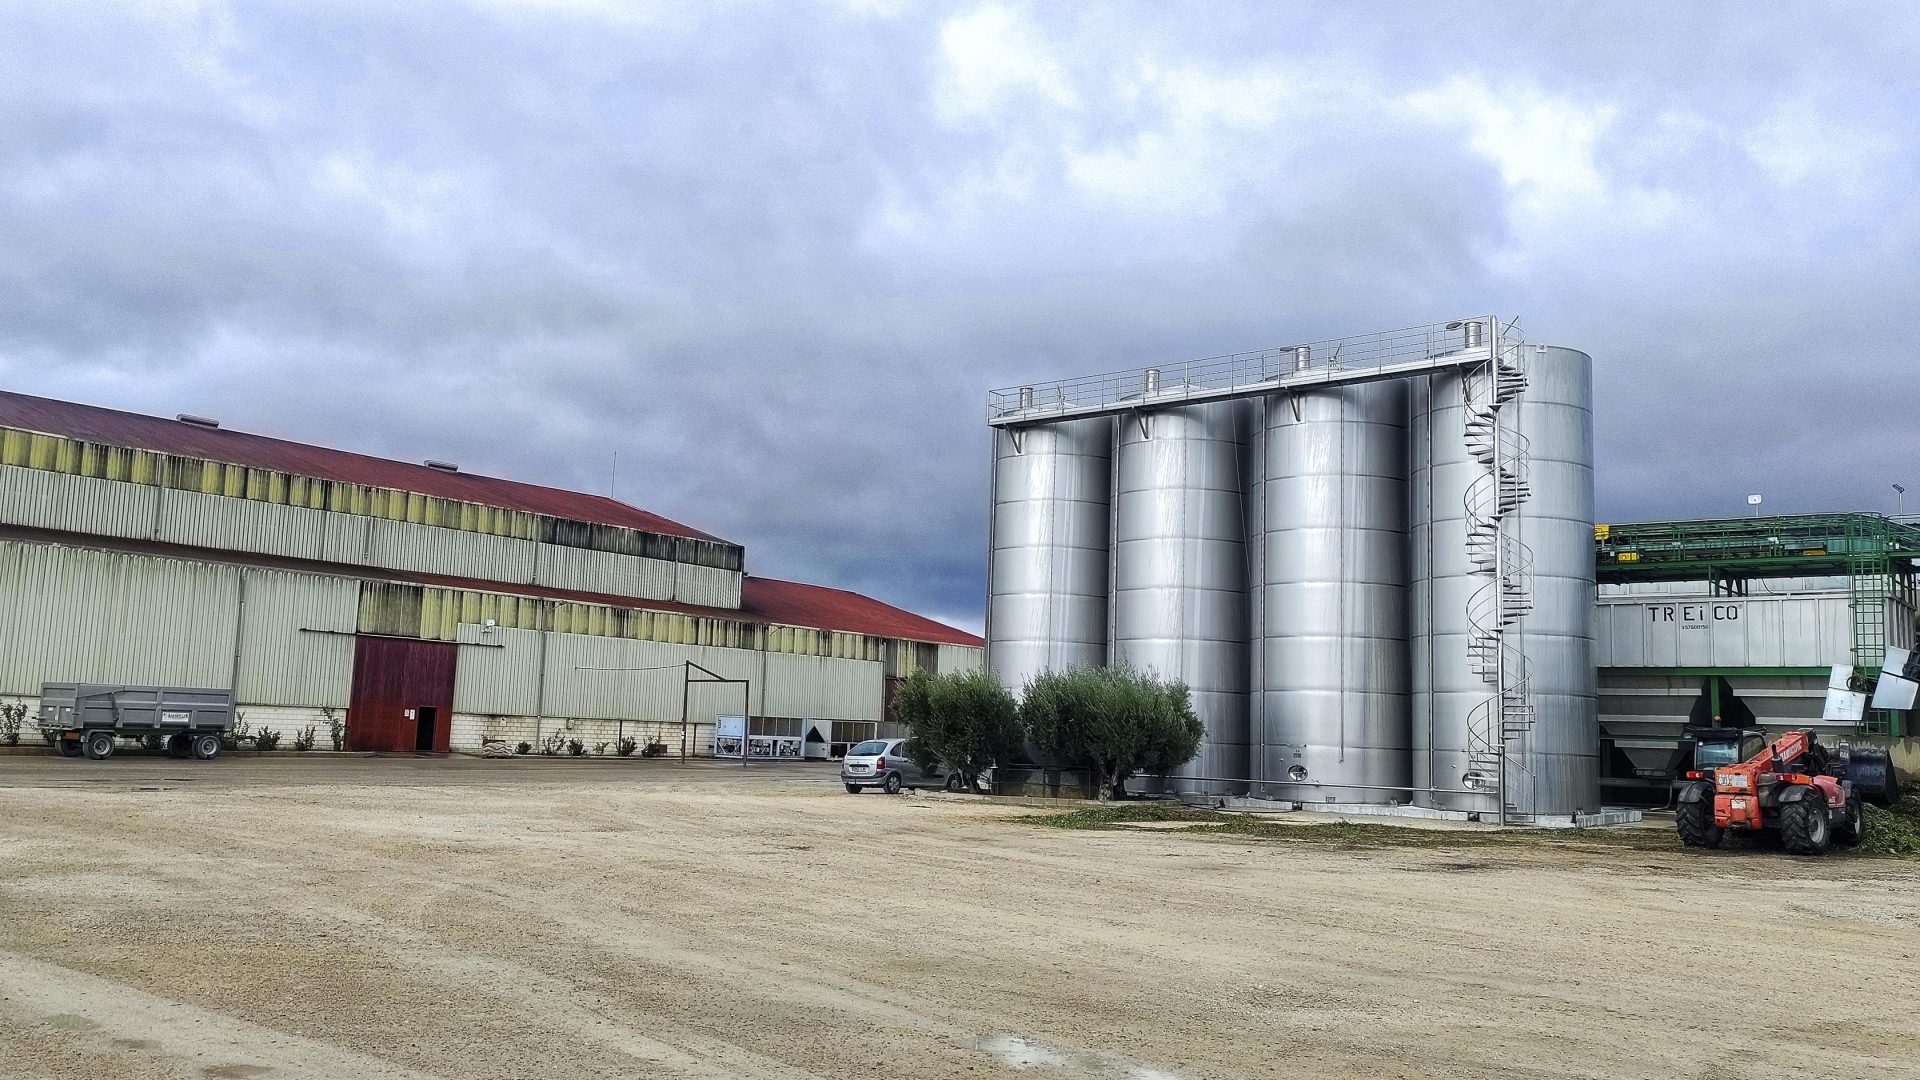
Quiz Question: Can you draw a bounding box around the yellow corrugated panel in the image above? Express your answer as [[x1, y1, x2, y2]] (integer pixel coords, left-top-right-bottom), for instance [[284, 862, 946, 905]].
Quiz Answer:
[[28, 433, 57, 470], [1, 429, 27, 466], [53, 437, 78, 473], [357, 580, 424, 637]]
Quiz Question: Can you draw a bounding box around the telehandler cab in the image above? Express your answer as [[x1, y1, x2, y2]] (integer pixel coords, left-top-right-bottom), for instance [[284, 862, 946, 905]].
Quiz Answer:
[[1675, 728, 1898, 856]]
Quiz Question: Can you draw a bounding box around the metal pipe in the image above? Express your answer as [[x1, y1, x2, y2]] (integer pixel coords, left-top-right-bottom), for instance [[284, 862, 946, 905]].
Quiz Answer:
[[1128, 772, 1496, 797]]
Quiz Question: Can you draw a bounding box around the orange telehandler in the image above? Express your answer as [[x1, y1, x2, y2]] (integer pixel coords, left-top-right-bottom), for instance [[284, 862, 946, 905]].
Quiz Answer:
[[1675, 728, 1899, 856]]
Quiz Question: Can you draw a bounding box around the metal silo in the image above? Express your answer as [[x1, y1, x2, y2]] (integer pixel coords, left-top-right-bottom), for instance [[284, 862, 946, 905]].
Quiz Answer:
[[1411, 340, 1597, 819], [987, 418, 1115, 691], [1260, 382, 1411, 803], [1111, 401, 1252, 794]]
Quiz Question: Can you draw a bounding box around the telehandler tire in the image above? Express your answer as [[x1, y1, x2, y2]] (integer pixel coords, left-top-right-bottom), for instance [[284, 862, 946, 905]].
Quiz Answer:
[[1675, 787, 1722, 849], [1780, 791, 1833, 856]]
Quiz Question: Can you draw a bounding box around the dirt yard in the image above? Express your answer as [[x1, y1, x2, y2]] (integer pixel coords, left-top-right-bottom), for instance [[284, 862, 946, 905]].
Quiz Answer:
[[0, 755, 1915, 1080]]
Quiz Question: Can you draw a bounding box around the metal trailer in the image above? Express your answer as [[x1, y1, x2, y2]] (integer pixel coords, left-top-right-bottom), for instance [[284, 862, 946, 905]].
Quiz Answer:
[[1261, 378, 1412, 803], [986, 417, 1115, 692], [1110, 398, 1253, 795], [38, 683, 235, 761]]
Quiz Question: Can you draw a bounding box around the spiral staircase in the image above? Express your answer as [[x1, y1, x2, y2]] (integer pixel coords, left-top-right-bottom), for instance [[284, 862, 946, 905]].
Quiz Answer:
[[1462, 330, 1535, 823]]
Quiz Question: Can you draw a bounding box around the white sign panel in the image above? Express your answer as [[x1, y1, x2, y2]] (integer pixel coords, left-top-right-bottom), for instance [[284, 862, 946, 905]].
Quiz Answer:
[[1871, 648, 1919, 711], [1822, 665, 1867, 722]]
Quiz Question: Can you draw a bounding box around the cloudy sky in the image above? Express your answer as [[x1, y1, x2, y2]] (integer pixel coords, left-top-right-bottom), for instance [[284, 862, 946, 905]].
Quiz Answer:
[[2, 1, 1916, 632]]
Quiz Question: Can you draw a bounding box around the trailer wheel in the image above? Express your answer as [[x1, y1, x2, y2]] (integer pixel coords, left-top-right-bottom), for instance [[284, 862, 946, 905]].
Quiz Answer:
[[1675, 786, 1722, 849], [166, 733, 192, 758], [1835, 793, 1864, 848], [192, 733, 222, 760], [83, 730, 116, 760], [1780, 790, 1833, 856], [55, 738, 83, 758]]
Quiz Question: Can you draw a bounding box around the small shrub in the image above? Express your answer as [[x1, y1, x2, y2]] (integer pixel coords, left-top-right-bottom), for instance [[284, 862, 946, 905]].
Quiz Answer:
[[616, 736, 637, 756], [515, 741, 532, 755], [254, 727, 282, 751], [540, 733, 566, 756], [293, 725, 316, 751], [567, 738, 586, 757], [642, 741, 667, 758], [222, 715, 253, 752], [0, 702, 23, 747], [593, 741, 610, 756], [322, 707, 344, 751]]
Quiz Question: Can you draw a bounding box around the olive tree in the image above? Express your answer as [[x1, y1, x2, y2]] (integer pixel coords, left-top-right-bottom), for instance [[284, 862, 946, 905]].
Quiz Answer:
[[1020, 666, 1204, 800], [892, 668, 1024, 792]]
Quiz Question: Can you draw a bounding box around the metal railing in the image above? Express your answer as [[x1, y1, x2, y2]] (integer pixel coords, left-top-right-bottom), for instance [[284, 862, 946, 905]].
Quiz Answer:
[[986, 316, 1519, 425]]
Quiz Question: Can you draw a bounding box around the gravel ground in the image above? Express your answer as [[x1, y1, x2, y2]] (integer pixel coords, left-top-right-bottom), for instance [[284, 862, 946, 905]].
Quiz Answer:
[[0, 754, 1915, 1080]]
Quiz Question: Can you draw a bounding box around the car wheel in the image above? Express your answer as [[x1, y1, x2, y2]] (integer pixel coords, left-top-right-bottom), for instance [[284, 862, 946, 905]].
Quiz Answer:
[[883, 772, 902, 795], [84, 730, 116, 760], [167, 733, 193, 758], [192, 734, 222, 760], [56, 737, 83, 758], [1780, 790, 1833, 856], [944, 773, 965, 792], [844, 783, 862, 794]]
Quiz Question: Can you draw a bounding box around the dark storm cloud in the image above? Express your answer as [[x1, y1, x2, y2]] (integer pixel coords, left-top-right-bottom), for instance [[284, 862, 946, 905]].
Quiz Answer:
[[3, 1, 1918, 632]]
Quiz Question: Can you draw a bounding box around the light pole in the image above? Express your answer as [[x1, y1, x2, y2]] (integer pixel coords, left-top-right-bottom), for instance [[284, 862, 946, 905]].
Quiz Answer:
[[1895, 483, 1906, 519], [1748, 493, 1762, 519]]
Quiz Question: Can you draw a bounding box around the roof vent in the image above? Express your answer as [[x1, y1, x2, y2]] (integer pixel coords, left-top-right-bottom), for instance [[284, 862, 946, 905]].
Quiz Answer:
[[176, 414, 220, 429], [424, 459, 460, 472]]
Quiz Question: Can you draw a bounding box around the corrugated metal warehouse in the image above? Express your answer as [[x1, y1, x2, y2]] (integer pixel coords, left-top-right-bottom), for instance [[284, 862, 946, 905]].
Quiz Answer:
[[0, 390, 983, 757]]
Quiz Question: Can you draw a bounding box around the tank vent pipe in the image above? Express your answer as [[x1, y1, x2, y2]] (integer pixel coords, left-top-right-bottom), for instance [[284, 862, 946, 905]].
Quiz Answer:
[[1019, 386, 1034, 409], [1294, 345, 1311, 372], [1463, 320, 1485, 349], [1144, 368, 1160, 394]]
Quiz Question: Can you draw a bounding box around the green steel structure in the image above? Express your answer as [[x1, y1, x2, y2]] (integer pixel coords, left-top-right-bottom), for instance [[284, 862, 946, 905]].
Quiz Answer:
[[1596, 513, 1920, 735]]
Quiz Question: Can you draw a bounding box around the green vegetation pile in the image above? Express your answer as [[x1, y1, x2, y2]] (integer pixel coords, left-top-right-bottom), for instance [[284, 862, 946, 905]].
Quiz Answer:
[[1858, 786, 1920, 858]]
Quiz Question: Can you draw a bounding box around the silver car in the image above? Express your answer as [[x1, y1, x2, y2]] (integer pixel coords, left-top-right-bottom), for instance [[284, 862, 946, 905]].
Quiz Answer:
[[841, 738, 959, 794]]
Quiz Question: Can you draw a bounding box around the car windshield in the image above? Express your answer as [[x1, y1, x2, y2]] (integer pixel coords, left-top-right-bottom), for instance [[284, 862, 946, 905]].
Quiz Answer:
[[849, 741, 888, 756], [1693, 740, 1741, 767]]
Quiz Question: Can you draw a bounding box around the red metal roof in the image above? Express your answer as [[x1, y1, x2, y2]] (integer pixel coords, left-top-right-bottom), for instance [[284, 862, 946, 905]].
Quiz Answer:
[[740, 577, 982, 647], [0, 388, 724, 542]]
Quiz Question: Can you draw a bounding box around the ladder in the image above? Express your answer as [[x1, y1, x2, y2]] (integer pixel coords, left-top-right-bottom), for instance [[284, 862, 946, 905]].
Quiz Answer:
[[1461, 328, 1535, 823]]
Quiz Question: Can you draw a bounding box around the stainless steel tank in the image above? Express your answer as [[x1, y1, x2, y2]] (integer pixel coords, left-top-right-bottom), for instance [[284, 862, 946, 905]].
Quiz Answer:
[[1411, 345, 1597, 817], [987, 418, 1114, 692], [1110, 401, 1252, 794], [1260, 382, 1411, 802]]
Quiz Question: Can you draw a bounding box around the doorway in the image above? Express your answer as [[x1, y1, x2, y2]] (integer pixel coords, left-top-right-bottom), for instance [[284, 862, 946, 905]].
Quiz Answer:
[[347, 636, 458, 753]]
